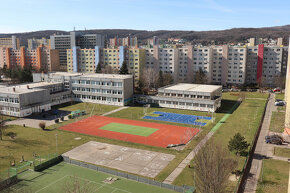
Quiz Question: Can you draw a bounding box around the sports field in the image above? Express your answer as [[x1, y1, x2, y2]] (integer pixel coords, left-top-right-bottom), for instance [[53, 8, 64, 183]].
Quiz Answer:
[[59, 116, 200, 148], [143, 111, 212, 126], [5, 162, 176, 193], [100, 123, 158, 136]]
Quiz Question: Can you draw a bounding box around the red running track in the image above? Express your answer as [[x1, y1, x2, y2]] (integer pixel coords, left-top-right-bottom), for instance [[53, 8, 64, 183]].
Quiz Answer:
[[59, 116, 200, 148]]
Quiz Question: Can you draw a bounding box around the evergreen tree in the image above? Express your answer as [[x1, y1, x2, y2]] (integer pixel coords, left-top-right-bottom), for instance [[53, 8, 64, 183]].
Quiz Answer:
[[119, 61, 129, 74], [228, 133, 250, 156], [96, 62, 102, 73]]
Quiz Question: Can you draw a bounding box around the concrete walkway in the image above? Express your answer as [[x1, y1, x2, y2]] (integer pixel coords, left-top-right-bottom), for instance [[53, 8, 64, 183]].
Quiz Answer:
[[243, 93, 274, 193], [101, 106, 128, 116], [163, 101, 240, 184]]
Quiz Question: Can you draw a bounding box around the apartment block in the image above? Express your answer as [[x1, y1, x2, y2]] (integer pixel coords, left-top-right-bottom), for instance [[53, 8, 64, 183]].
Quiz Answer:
[[0, 46, 60, 72], [126, 48, 146, 84], [67, 47, 145, 85], [145, 47, 179, 81], [226, 47, 247, 85], [50, 32, 104, 71], [193, 47, 212, 83], [109, 37, 138, 48], [246, 45, 287, 87], [28, 38, 51, 50], [67, 47, 97, 73], [0, 36, 20, 49], [101, 47, 124, 71]]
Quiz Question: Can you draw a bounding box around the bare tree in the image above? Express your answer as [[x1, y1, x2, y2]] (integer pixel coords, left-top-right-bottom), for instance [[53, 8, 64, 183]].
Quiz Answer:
[[101, 65, 114, 74], [194, 141, 237, 193], [141, 67, 160, 91], [194, 68, 208, 84], [274, 75, 286, 89], [163, 73, 174, 86], [62, 176, 90, 193], [257, 76, 266, 88]]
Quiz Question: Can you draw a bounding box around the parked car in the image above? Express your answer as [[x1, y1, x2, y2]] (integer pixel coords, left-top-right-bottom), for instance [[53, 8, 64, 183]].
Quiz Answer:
[[275, 101, 285, 106], [265, 135, 283, 145], [273, 88, 281, 92]]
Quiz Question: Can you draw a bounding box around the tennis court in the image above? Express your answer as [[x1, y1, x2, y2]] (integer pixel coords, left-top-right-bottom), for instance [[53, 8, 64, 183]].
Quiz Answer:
[[143, 111, 212, 126], [59, 116, 200, 148], [5, 162, 176, 193]]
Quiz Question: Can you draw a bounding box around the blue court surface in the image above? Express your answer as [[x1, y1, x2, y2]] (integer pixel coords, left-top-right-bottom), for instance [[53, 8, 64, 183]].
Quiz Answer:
[[143, 111, 211, 126]]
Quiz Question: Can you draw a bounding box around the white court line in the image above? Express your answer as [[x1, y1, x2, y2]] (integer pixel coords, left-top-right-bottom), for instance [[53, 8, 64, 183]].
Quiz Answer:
[[34, 175, 69, 193], [72, 175, 132, 193]]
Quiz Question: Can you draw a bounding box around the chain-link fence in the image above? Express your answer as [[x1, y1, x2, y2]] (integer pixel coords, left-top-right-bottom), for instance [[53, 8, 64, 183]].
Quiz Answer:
[[0, 168, 17, 191], [63, 156, 195, 193], [33, 153, 62, 171]]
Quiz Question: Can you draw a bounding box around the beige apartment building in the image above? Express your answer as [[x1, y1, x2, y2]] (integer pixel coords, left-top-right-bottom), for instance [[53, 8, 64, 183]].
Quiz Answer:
[[0, 36, 20, 49]]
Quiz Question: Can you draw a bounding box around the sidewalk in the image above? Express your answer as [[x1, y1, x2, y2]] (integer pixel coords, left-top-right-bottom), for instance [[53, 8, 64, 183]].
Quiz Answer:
[[101, 106, 128, 116], [243, 93, 274, 193], [163, 101, 240, 184]]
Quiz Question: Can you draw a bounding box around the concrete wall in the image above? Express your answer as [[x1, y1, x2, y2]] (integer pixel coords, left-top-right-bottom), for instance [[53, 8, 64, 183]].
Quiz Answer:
[[285, 38, 290, 130], [19, 89, 50, 107]]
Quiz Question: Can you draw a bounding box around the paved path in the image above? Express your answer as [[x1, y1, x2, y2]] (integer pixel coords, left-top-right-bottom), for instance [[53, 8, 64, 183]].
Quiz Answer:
[[163, 101, 240, 184], [101, 106, 128, 116], [243, 93, 274, 193], [265, 144, 290, 162]]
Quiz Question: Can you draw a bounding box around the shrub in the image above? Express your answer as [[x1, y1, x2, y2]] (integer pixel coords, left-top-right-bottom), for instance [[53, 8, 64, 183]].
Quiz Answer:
[[5, 131, 17, 138], [39, 122, 46, 130]]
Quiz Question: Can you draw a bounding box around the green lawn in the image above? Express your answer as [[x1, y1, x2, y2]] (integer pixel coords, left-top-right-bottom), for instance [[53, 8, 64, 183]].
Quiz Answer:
[[270, 112, 285, 133], [53, 102, 119, 115], [4, 162, 176, 193], [275, 93, 285, 101], [99, 123, 158, 136], [173, 93, 268, 192], [45, 102, 119, 130], [257, 159, 289, 193], [274, 147, 290, 158]]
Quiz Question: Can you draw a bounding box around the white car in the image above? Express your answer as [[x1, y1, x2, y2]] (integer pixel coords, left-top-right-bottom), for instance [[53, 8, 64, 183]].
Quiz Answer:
[[275, 101, 286, 106]]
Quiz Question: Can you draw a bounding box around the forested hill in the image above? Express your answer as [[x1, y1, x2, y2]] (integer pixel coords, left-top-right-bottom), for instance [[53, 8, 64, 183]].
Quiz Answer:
[[1, 25, 290, 46]]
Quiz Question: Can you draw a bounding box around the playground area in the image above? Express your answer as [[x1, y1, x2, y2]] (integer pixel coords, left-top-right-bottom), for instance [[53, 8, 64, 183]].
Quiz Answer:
[[63, 141, 175, 178], [4, 162, 178, 193], [143, 111, 212, 126], [59, 116, 200, 148]]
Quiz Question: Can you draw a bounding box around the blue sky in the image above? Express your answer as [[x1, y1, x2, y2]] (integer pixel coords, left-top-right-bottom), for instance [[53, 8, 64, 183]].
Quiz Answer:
[[1, 0, 290, 33]]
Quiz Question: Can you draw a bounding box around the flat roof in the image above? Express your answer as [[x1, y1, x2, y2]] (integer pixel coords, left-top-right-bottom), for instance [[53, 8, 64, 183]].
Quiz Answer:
[[47, 72, 132, 79], [161, 83, 222, 93], [80, 73, 133, 79], [0, 86, 45, 94], [48, 72, 82, 77], [13, 82, 61, 89]]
